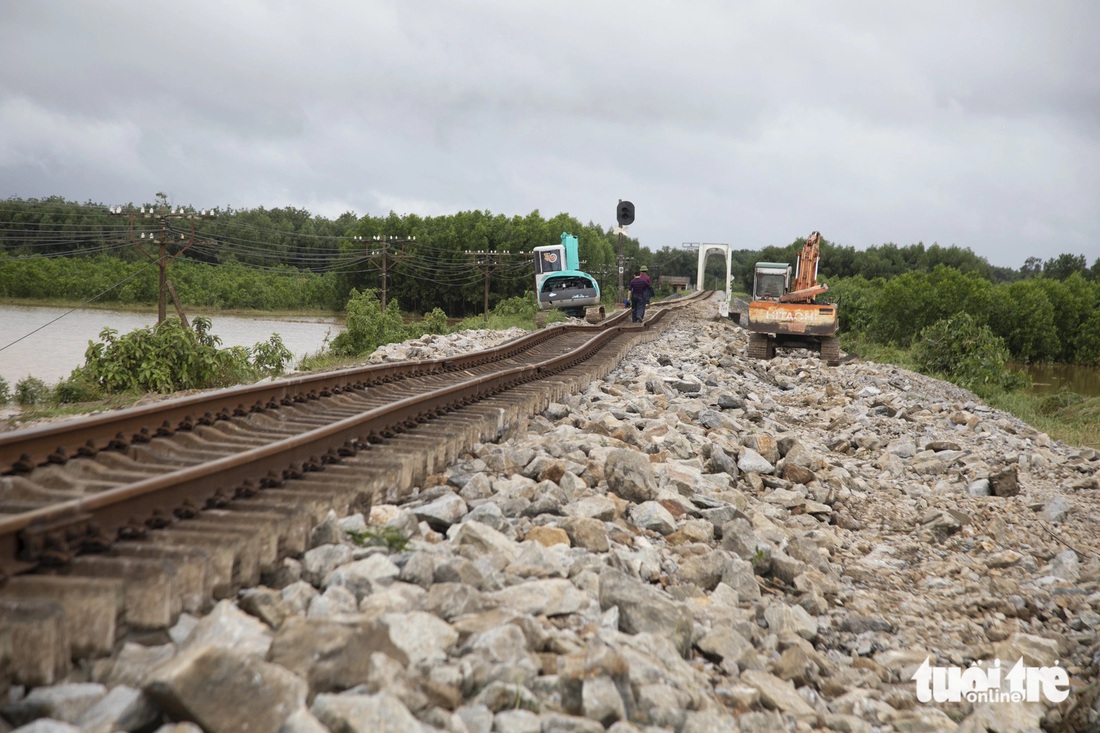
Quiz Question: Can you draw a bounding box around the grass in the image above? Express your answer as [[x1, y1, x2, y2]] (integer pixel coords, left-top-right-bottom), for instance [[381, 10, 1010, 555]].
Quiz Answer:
[[2, 393, 146, 427], [453, 309, 568, 332], [984, 390, 1100, 450]]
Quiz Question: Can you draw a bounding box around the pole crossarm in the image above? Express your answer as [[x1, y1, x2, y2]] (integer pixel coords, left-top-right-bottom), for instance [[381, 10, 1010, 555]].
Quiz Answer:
[[351, 235, 417, 309], [463, 250, 520, 320], [110, 203, 217, 325]]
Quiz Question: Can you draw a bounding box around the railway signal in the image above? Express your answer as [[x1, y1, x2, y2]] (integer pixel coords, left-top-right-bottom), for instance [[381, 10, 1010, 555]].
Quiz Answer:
[[616, 200, 635, 226], [615, 199, 635, 304]]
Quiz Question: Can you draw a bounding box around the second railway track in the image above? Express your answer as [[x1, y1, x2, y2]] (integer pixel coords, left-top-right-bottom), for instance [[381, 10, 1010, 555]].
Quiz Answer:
[[0, 292, 710, 688]]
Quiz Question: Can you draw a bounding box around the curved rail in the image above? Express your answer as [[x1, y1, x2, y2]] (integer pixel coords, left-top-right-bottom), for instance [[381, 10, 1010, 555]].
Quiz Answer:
[[0, 291, 712, 579]]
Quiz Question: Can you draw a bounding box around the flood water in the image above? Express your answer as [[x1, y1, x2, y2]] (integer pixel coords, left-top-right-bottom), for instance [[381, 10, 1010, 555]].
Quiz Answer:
[[1014, 362, 1100, 398], [0, 304, 343, 387]]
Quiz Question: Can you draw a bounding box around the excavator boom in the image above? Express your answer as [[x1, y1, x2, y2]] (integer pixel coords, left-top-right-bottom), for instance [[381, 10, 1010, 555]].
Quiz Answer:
[[784, 230, 828, 303]]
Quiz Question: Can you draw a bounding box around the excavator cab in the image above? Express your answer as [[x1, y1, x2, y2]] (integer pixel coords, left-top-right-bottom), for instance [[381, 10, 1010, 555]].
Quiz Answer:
[[752, 263, 790, 300]]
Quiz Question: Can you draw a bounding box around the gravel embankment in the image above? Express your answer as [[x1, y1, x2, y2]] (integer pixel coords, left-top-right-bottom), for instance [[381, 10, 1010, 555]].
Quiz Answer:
[[4, 302, 1098, 733]]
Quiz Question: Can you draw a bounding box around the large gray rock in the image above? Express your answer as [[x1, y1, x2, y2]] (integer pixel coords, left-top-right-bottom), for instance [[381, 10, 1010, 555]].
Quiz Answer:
[[720, 519, 774, 571], [451, 521, 520, 564], [278, 707, 330, 733], [1, 683, 106, 727], [764, 602, 818, 641], [561, 517, 611, 552], [310, 691, 422, 733], [598, 567, 694, 656], [737, 447, 775, 475], [488, 578, 590, 617], [628, 501, 678, 535], [267, 617, 409, 695], [677, 550, 731, 591], [604, 449, 658, 503], [144, 645, 307, 733], [307, 585, 358, 618], [423, 582, 489, 620], [493, 709, 542, 733], [302, 544, 355, 587], [413, 491, 469, 529], [740, 669, 816, 717], [323, 554, 400, 601], [180, 600, 272, 661], [382, 611, 458, 664], [695, 626, 753, 666], [582, 676, 627, 726], [76, 685, 159, 733], [103, 642, 176, 687], [708, 444, 739, 480], [460, 624, 541, 692]]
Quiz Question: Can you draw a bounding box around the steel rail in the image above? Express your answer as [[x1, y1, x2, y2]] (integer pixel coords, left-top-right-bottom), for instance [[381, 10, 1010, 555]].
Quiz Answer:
[[0, 296, 708, 579], [0, 313, 617, 475], [0, 293, 706, 474]]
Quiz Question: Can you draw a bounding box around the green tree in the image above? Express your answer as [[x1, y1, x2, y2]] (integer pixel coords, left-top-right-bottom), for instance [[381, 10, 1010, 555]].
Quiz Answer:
[[1032, 273, 1097, 362], [912, 312, 1027, 395], [1043, 253, 1088, 280], [987, 280, 1059, 362], [868, 266, 993, 346], [1074, 308, 1100, 365], [828, 275, 883, 335]]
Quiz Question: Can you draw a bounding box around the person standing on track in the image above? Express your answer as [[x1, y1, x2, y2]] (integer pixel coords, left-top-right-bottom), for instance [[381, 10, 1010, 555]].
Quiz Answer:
[[628, 265, 654, 322]]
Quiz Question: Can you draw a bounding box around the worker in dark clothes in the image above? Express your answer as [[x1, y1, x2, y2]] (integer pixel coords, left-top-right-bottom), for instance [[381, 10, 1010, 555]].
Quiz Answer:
[[628, 266, 654, 322]]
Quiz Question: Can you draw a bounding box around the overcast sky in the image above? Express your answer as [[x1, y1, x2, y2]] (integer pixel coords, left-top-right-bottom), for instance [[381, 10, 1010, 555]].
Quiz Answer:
[[1, 1, 1098, 269]]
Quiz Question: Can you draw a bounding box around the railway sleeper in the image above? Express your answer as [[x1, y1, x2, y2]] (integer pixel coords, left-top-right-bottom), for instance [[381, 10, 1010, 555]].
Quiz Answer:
[[0, 306, 692, 688], [0, 595, 78, 688], [158, 522, 262, 596], [63, 554, 184, 630]]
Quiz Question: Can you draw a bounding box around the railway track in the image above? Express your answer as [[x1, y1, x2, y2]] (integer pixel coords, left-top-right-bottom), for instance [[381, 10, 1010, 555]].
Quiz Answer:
[[0, 292, 710, 688]]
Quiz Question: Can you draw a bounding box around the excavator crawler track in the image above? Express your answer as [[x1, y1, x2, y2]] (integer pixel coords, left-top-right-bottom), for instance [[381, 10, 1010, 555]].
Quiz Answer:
[[747, 333, 773, 360]]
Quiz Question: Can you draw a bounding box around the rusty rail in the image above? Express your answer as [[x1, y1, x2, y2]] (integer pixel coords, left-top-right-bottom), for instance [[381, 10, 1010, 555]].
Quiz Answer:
[[0, 292, 710, 579]]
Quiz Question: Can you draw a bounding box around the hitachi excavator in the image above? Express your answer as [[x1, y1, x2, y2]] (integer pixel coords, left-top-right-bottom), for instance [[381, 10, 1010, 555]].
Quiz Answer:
[[745, 231, 840, 365]]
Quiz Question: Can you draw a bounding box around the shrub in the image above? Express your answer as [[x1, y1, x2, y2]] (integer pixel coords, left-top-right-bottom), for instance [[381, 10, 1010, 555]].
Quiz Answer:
[[330, 289, 409, 357], [15, 376, 51, 405], [346, 526, 411, 553], [54, 376, 102, 404], [0, 376, 10, 404], [1038, 387, 1086, 416], [77, 316, 286, 394], [453, 292, 565, 331], [421, 307, 449, 335], [912, 313, 1029, 395], [250, 334, 294, 376]]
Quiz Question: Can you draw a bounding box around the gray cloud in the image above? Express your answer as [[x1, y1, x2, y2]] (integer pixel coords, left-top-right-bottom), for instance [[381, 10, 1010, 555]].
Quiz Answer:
[[2, 1, 1098, 268]]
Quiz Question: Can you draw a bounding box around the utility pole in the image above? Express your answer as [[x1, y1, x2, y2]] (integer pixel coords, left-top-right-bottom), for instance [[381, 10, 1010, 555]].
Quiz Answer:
[[111, 203, 216, 325], [353, 235, 416, 309], [615, 200, 635, 307], [464, 250, 511, 321]]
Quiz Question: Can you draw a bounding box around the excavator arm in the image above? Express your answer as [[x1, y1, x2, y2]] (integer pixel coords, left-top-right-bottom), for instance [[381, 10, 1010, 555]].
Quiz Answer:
[[780, 231, 829, 303]]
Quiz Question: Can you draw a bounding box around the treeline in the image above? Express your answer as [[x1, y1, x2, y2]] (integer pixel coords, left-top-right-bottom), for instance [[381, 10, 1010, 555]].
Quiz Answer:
[[830, 267, 1100, 365], [0, 255, 345, 311], [644, 237, 1100, 293], [0, 196, 642, 317], [4, 197, 1098, 359]]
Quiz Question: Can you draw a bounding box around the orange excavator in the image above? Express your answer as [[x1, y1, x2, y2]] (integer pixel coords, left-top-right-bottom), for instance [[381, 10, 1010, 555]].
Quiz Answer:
[[745, 231, 840, 365]]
